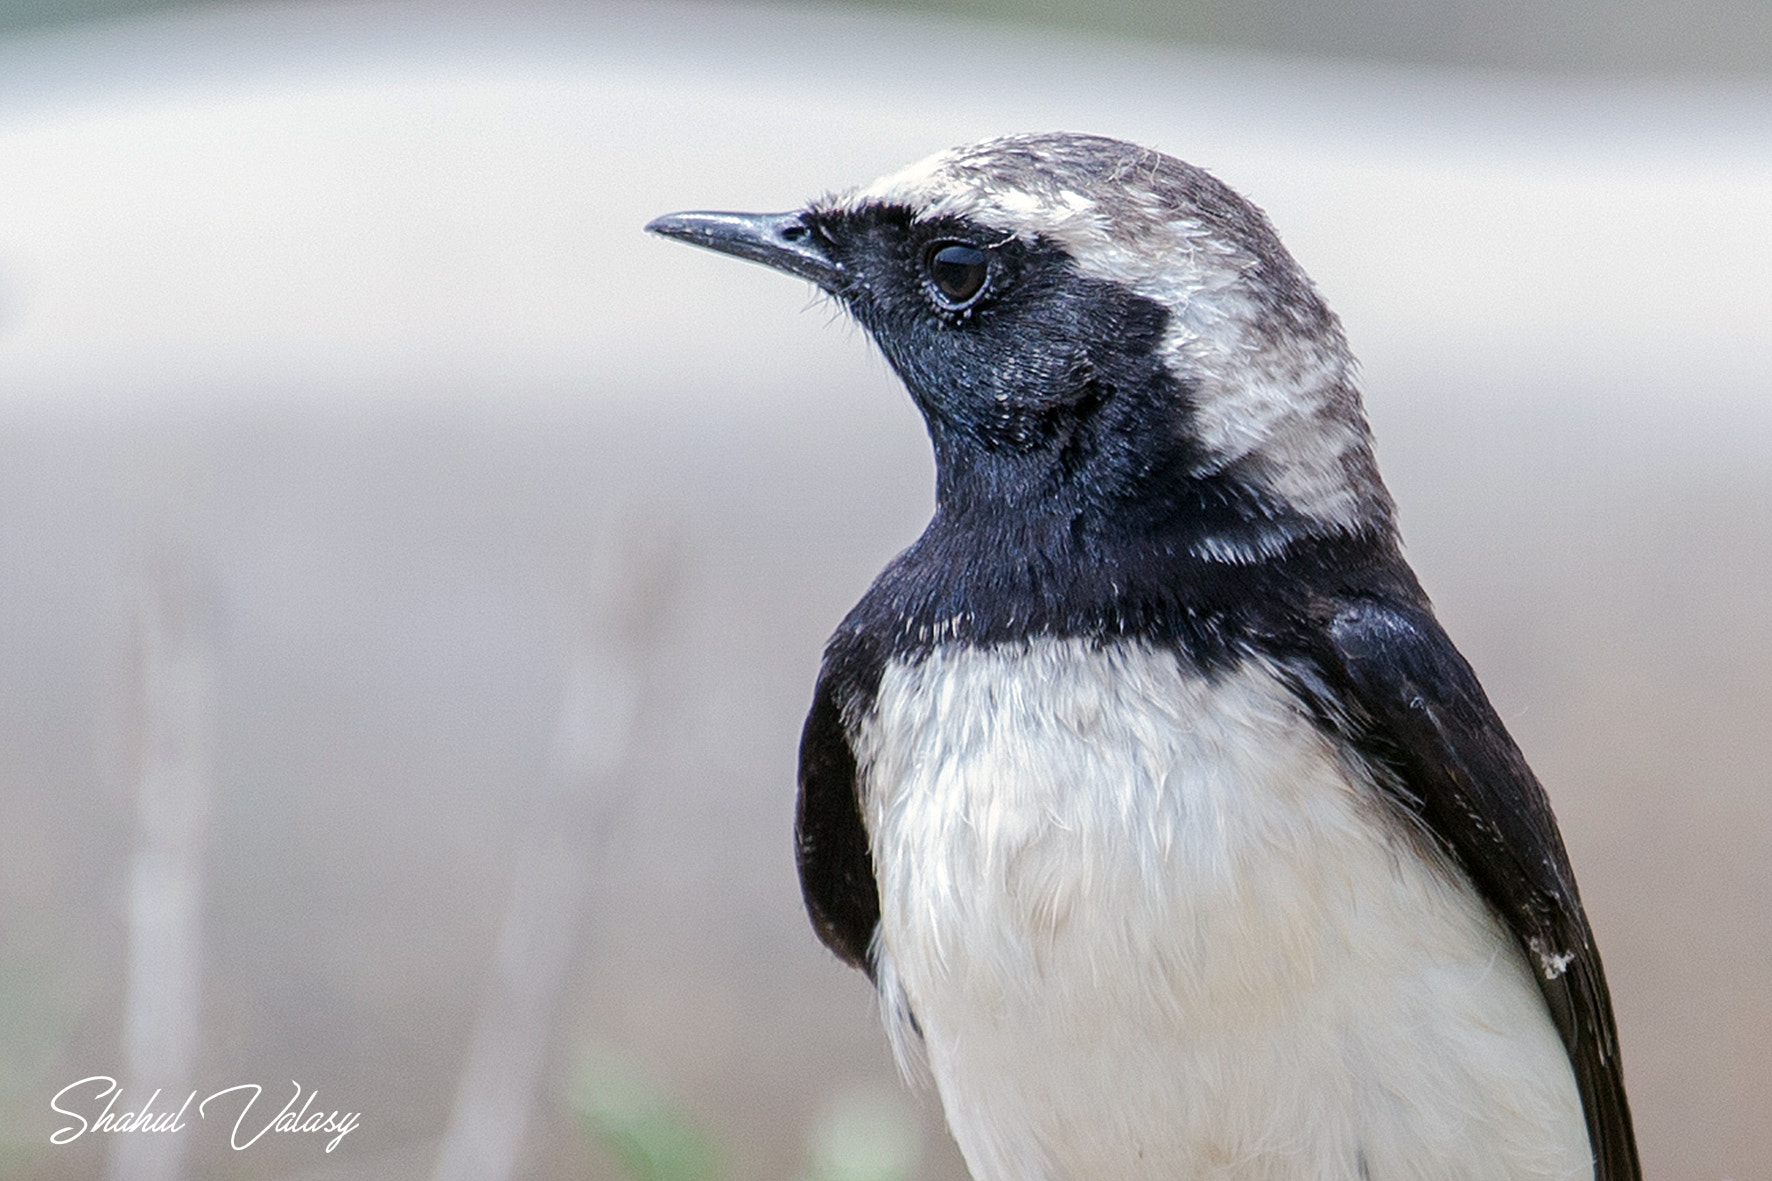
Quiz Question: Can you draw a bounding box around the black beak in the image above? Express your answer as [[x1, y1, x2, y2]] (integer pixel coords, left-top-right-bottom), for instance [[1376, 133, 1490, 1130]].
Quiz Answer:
[[644, 210, 843, 293]]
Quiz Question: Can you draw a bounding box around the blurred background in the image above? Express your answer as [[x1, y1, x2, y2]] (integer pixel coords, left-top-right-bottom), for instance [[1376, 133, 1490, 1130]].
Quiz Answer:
[[0, 1, 1768, 1179]]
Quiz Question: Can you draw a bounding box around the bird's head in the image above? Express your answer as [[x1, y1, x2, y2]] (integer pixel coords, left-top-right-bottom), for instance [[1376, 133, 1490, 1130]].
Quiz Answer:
[[649, 133, 1393, 562]]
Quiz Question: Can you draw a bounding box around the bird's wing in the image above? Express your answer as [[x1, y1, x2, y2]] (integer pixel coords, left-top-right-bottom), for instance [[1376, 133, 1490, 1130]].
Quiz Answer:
[[1295, 597, 1640, 1181], [795, 665, 880, 974]]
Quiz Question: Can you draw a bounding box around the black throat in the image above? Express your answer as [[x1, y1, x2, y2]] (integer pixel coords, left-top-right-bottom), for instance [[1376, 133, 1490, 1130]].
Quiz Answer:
[[849, 299, 1401, 669]]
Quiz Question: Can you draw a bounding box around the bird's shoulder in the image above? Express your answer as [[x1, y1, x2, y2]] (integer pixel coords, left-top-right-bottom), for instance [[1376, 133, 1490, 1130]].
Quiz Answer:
[[795, 625, 886, 975]]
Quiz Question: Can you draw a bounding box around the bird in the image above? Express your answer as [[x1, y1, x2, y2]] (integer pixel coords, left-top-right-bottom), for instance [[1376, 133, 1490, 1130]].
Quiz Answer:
[[646, 132, 1639, 1181]]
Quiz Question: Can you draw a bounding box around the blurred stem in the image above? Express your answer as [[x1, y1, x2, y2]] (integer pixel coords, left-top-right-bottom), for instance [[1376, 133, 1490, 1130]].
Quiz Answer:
[[430, 514, 678, 1181], [108, 559, 215, 1181]]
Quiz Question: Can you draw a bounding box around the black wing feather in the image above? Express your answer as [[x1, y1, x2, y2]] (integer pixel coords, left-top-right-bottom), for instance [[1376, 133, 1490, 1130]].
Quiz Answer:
[[795, 664, 880, 975], [1303, 598, 1640, 1181]]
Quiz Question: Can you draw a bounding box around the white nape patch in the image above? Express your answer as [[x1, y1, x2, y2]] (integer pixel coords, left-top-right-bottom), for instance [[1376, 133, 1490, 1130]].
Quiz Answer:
[[830, 135, 1386, 535], [855, 638, 1593, 1181]]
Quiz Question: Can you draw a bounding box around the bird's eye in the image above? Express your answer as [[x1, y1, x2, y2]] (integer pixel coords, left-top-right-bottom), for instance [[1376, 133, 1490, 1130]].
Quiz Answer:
[[925, 241, 989, 309]]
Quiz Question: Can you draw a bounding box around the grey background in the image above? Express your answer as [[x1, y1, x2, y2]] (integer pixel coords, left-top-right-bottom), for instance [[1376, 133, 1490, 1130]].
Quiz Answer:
[[0, 2, 1768, 1179], [6, 0, 1772, 74]]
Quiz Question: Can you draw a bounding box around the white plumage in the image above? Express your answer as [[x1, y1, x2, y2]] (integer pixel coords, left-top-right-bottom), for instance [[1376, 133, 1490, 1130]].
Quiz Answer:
[[857, 638, 1592, 1181]]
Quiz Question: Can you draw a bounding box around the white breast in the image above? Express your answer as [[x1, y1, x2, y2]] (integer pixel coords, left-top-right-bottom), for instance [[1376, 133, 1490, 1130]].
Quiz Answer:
[[855, 638, 1592, 1181]]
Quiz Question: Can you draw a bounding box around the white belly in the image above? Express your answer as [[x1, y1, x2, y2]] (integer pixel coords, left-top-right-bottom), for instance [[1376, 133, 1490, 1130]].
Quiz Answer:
[[856, 638, 1593, 1181]]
